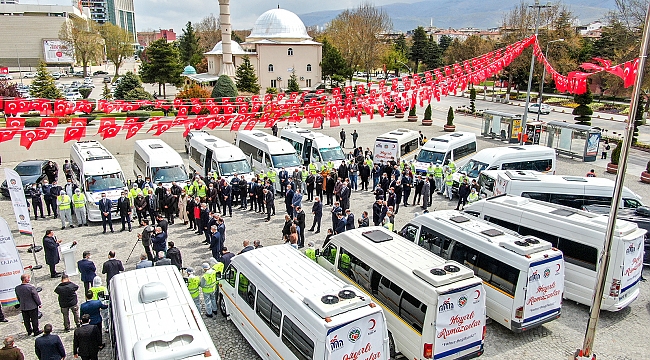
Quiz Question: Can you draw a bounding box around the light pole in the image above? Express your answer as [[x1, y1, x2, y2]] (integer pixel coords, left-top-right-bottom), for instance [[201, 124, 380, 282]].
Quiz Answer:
[[520, 0, 552, 145], [396, 60, 412, 75], [536, 38, 564, 123]]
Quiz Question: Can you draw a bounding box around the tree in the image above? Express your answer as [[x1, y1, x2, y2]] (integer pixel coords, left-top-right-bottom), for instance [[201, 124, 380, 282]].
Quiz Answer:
[[394, 34, 408, 57], [572, 91, 594, 126], [320, 37, 352, 84], [101, 83, 113, 100], [140, 39, 183, 98], [410, 26, 429, 73], [114, 71, 145, 100], [438, 35, 452, 54], [446, 106, 454, 126], [381, 44, 409, 76], [633, 94, 644, 144], [196, 14, 221, 52], [235, 55, 260, 94], [100, 23, 133, 80], [0, 80, 20, 97], [287, 70, 300, 93], [211, 75, 238, 101], [178, 21, 202, 68], [424, 36, 442, 69], [610, 140, 622, 165], [59, 18, 104, 77], [79, 87, 92, 99], [30, 61, 63, 99], [424, 104, 432, 120], [177, 84, 212, 99], [469, 88, 476, 113], [124, 88, 153, 101], [443, 36, 494, 65]]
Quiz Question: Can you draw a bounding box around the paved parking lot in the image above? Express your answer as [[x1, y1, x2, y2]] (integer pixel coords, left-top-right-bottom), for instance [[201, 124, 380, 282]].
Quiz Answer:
[[0, 116, 648, 360]]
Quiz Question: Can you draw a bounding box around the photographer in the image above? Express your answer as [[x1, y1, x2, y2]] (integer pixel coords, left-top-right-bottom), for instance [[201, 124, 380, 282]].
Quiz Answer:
[[137, 219, 155, 262]]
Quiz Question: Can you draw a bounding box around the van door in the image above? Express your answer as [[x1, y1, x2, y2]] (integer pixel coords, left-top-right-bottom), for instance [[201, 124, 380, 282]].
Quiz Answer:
[[302, 139, 313, 167], [204, 149, 213, 178], [317, 243, 338, 274]]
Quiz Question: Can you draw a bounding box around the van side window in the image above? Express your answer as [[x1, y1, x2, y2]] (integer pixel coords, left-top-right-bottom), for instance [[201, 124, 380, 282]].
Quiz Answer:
[[311, 148, 321, 162], [502, 159, 552, 172], [211, 160, 220, 176], [452, 141, 476, 160], [400, 138, 419, 156], [451, 242, 519, 297], [189, 147, 202, 165], [224, 265, 237, 288], [399, 224, 418, 242], [239, 140, 261, 162], [256, 291, 282, 336], [338, 247, 371, 290], [282, 316, 315, 360], [237, 273, 256, 310], [418, 226, 452, 256]]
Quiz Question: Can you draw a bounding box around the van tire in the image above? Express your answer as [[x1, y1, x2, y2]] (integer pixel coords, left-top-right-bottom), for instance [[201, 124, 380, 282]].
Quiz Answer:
[[218, 293, 228, 317], [388, 332, 397, 359]]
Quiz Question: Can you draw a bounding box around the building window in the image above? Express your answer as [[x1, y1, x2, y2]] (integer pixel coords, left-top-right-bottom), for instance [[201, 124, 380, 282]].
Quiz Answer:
[[268, 64, 274, 72], [306, 64, 312, 72], [288, 48, 293, 56], [271, 79, 277, 88], [305, 79, 312, 87]]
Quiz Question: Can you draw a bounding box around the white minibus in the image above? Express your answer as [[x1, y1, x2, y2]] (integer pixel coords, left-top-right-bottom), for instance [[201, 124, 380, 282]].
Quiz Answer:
[[69, 140, 128, 222], [453, 145, 556, 193], [236, 130, 302, 191], [374, 129, 420, 165], [464, 195, 647, 311], [110, 266, 220, 360], [280, 125, 346, 170], [188, 135, 255, 183], [413, 132, 477, 176], [133, 139, 187, 188], [478, 170, 644, 208], [318, 227, 486, 360], [400, 210, 564, 332], [218, 244, 390, 360]]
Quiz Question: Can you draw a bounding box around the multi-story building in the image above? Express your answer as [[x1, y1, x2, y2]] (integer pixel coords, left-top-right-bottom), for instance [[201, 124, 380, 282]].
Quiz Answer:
[[82, 0, 136, 40], [137, 29, 176, 47]]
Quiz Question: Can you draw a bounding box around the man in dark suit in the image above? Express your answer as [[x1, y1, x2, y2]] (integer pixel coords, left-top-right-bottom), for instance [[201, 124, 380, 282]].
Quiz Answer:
[[77, 251, 96, 294], [34, 324, 65, 360], [117, 191, 132, 232], [151, 227, 167, 260], [42, 230, 62, 278], [222, 182, 232, 217], [295, 206, 306, 248], [15, 274, 41, 336], [73, 314, 102, 360], [278, 168, 289, 196], [101, 251, 123, 286], [308, 196, 322, 233], [98, 193, 113, 233], [339, 182, 350, 212], [284, 185, 294, 216], [162, 189, 175, 224], [264, 188, 274, 222], [209, 225, 223, 261], [335, 213, 347, 234]]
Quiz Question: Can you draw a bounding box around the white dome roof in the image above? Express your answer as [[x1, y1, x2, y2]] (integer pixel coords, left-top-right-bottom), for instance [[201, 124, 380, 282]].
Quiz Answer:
[[248, 9, 310, 40], [205, 41, 248, 55]]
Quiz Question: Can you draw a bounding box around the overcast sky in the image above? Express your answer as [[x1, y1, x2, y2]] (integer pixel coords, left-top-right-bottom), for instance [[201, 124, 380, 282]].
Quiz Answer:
[[21, 0, 416, 32]]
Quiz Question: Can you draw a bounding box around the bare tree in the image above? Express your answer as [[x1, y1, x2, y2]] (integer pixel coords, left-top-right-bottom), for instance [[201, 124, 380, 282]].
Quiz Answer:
[[100, 23, 133, 79], [196, 14, 221, 52], [615, 0, 650, 30], [59, 18, 104, 77]]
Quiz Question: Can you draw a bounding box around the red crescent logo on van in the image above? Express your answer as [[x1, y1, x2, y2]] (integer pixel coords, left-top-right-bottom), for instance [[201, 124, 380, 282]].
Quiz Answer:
[[474, 289, 481, 299], [368, 319, 376, 330], [556, 264, 561, 272]]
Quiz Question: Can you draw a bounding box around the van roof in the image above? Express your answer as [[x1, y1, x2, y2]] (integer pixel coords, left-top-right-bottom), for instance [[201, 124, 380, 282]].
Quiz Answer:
[[478, 195, 640, 236], [422, 132, 476, 151], [329, 227, 479, 292], [413, 210, 557, 265], [110, 266, 218, 360], [71, 141, 122, 175], [134, 139, 184, 167], [376, 128, 420, 142], [190, 135, 247, 162], [232, 245, 375, 321], [471, 145, 554, 162], [72, 140, 115, 161], [280, 126, 340, 148], [237, 130, 296, 154]]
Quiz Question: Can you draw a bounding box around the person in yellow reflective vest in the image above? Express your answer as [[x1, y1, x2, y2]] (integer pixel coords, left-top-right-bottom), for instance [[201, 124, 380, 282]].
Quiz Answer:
[[304, 241, 316, 261], [72, 188, 88, 226], [57, 190, 73, 229], [427, 164, 435, 178], [211, 261, 224, 278], [444, 172, 454, 200], [186, 267, 202, 310], [308, 162, 318, 175], [183, 182, 194, 198], [447, 160, 456, 173], [339, 252, 351, 276], [365, 158, 373, 168], [200, 263, 217, 317], [326, 161, 334, 170], [382, 216, 394, 232], [238, 273, 249, 300], [468, 188, 479, 203], [89, 276, 110, 331], [128, 183, 142, 207], [196, 180, 207, 201], [433, 164, 443, 193]]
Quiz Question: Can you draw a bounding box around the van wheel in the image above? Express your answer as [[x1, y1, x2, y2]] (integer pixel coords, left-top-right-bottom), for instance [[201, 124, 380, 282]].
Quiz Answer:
[[218, 293, 228, 317], [388, 332, 397, 359]]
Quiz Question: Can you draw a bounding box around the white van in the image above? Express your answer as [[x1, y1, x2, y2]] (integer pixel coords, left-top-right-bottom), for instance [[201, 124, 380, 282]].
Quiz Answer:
[[110, 266, 220, 360], [280, 125, 345, 170], [236, 130, 302, 191], [374, 129, 420, 165], [478, 170, 644, 208], [453, 145, 556, 193], [219, 244, 390, 360], [318, 227, 486, 360], [464, 195, 647, 311], [188, 135, 255, 183], [413, 132, 477, 176], [69, 140, 128, 222], [133, 139, 187, 188], [400, 210, 564, 332]]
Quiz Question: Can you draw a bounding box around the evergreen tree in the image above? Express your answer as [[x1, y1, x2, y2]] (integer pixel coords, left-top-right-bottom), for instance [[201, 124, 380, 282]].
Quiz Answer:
[[447, 106, 454, 126], [572, 91, 594, 126], [410, 26, 428, 73], [394, 34, 408, 57], [469, 88, 476, 113], [211, 75, 238, 101], [321, 38, 352, 84], [235, 55, 260, 94], [101, 83, 113, 100], [140, 39, 183, 98], [424, 36, 442, 69], [178, 21, 202, 68], [287, 70, 300, 93], [424, 104, 432, 120], [114, 71, 143, 100], [438, 35, 452, 54], [30, 61, 62, 99]]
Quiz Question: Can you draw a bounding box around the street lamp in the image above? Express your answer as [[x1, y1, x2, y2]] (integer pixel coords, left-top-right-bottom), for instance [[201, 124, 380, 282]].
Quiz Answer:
[[536, 38, 564, 122], [395, 60, 412, 75], [520, 0, 552, 145]]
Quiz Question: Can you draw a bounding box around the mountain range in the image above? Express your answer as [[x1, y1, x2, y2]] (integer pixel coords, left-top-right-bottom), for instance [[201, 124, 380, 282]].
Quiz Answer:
[[299, 0, 617, 31]]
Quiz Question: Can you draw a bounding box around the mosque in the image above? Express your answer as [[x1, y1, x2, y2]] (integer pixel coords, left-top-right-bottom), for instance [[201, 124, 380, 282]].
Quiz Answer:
[[183, 4, 322, 94]]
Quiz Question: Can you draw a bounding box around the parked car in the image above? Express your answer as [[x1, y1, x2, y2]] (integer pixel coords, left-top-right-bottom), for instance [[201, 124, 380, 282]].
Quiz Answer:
[[0, 74, 13, 80], [0, 160, 51, 197], [22, 72, 37, 78], [51, 72, 64, 80], [527, 103, 551, 114], [73, 71, 84, 77], [65, 92, 83, 101], [103, 76, 111, 83], [93, 70, 108, 76]]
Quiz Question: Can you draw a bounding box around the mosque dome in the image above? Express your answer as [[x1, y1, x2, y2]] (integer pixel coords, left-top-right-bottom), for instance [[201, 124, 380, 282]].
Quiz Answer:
[[182, 65, 197, 75], [248, 8, 311, 40]]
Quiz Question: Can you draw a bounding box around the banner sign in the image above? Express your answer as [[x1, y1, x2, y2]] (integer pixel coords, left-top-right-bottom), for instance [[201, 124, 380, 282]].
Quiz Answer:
[[524, 256, 564, 324], [0, 217, 25, 306], [326, 313, 385, 360], [620, 235, 644, 295], [435, 283, 486, 359], [43, 39, 75, 64], [374, 139, 398, 164], [4, 168, 33, 235]]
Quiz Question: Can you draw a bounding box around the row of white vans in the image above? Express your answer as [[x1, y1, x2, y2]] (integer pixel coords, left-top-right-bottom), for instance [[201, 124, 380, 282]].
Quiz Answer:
[[108, 194, 646, 360]]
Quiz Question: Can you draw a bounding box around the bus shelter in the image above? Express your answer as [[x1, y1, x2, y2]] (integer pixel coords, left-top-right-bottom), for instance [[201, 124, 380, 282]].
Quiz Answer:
[[543, 121, 601, 162], [481, 110, 523, 144]]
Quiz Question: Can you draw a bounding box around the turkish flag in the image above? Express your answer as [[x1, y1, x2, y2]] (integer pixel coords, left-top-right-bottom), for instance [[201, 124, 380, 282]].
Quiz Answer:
[[149, 120, 172, 136], [182, 120, 196, 137], [123, 103, 140, 112], [0, 129, 18, 143], [173, 98, 182, 107], [34, 127, 54, 141], [230, 120, 243, 132], [37, 101, 52, 116], [70, 118, 87, 127], [40, 117, 58, 129], [4, 100, 18, 116], [124, 117, 139, 125], [155, 100, 164, 109], [97, 118, 117, 135], [192, 103, 203, 114], [6, 117, 25, 129], [160, 103, 171, 111], [243, 119, 257, 130], [623, 59, 639, 88], [16, 99, 30, 114], [102, 103, 115, 114], [101, 124, 121, 139], [312, 117, 322, 128], [177, 106, 188, 117], [20, 129, 40, 149], [63, 126, 86, 143], [124, 123, 144, 139]]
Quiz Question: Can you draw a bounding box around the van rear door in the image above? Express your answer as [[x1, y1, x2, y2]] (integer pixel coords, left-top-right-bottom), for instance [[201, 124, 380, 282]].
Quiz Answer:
[[618, 235, 644, 302], [522, 255, 564, 328], [325, 312, 385, 360]]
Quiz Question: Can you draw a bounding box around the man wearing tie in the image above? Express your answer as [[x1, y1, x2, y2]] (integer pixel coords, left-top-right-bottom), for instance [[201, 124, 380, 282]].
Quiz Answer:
[[98, 193, 114, 234]]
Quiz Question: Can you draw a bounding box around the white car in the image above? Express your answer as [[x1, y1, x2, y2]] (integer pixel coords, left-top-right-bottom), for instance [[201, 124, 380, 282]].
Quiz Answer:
[[0, 74, 13, 80], [65, 92, 82, 101], [528, 103, 551, 114], [22, 72, 36, 78]]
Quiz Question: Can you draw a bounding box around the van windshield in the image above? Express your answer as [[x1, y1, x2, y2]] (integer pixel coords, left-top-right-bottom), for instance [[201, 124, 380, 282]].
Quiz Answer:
[[271, 153, 302, 168], [416, 149, 445, 164], [219, 160, 252, 176], [152, 166, 187, 183], [459, 159, 489, 178], [320, 146, 345, 161], [85, 173, 126, 192]]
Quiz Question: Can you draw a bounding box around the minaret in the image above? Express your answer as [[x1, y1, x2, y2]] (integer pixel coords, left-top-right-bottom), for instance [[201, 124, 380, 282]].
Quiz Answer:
[[218, 0, 236, 77]]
